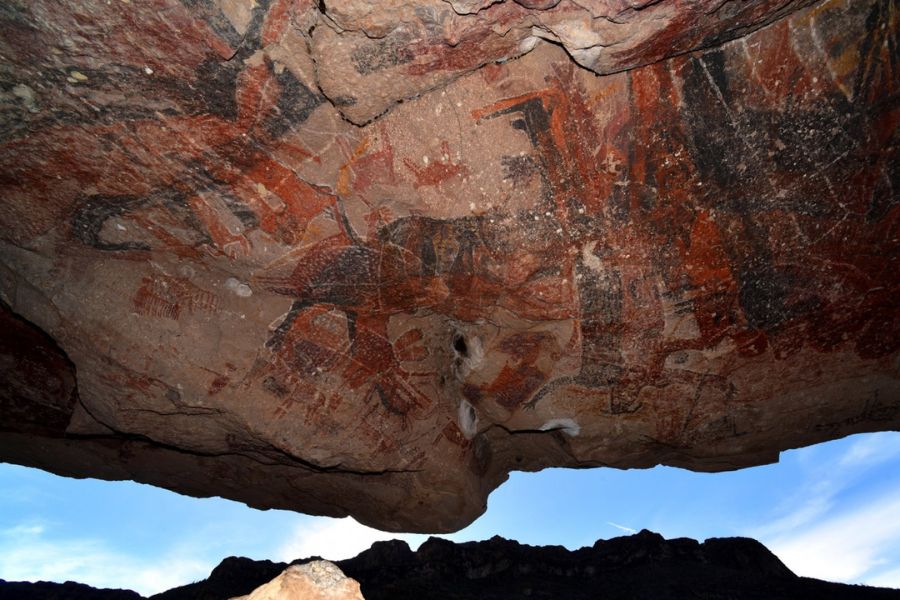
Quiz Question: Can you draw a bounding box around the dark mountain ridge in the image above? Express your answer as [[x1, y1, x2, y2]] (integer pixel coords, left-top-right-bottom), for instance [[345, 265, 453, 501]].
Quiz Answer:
[[3, 530, 898, 599]]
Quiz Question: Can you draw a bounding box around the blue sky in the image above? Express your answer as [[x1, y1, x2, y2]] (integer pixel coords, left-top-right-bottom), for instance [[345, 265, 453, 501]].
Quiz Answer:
[[2, 431, 900, 595]]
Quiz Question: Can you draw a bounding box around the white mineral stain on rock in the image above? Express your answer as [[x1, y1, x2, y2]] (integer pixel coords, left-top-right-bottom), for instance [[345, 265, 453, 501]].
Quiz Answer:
[[458, 399, 479, 439], [13, 84, 39, 113], [580, 240, 606, 273], [540, 417, 580, 437], [519, 34, 539, 53], [12, 84, 35, 102], [225, 277, 253, 297]]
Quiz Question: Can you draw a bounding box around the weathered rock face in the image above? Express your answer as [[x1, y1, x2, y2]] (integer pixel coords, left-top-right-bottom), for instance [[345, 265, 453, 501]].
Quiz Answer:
[[230, 561, 364, 600], [311, 0, 821, 123], [0, 0, 897, 532]]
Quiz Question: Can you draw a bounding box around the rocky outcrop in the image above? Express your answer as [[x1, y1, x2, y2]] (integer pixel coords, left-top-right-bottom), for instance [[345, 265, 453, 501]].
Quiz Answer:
[[336, 531, 900, 599], [4, 532, 900, 599], [0, 580, 141, 600], [154, 558, 287, 600], [1, 0, 898, 532], [230, 561, 363, 600]]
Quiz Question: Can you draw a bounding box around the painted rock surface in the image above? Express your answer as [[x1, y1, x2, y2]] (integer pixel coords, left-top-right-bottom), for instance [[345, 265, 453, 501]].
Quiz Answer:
[[0, 0, 897, 532]]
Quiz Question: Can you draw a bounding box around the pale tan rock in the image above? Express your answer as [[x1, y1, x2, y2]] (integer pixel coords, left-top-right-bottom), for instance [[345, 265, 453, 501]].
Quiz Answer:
[[231, 562, 365, 600]]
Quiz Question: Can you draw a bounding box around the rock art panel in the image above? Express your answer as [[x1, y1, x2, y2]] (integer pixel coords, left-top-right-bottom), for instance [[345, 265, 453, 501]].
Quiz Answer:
[[0, 0, 897, 532], [311, 0, 821, 123]]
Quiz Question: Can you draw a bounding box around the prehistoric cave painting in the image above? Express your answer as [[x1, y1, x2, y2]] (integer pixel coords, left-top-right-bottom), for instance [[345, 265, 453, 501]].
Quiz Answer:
[[471, 10, 897, 434], [670, 3, 899, 360], [403, 141, 469, 189], [473, 65, 605, 226], [337, 125, 400, 197], [473, 65, 662, 416], [250, 0, 898, 444], [252, 196, 581, 421], [351, 33, 416, 76], [9, 0, 329, 257], [131, 273, 219, 320], [255, 207, 444, 425], [69, 153, 334, 258], [0, 0, 320, 147], [500, 154, 539, 187], [65, 114, 333, 259], [845, 0, 898, 105], [72, 185, 226, 256], [176, 0, 323, 130]]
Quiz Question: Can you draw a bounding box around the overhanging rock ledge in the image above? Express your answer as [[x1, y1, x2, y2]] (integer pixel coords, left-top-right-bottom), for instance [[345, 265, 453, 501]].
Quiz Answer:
[[0, 0, 897, 532]]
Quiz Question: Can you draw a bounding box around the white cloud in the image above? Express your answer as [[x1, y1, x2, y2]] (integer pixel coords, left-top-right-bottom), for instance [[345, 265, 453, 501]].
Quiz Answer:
[[752, 433, 900, 540], [750, 494, 833, 540], [838, 432, 900, 469], [0, 522, 212, 596], [276, 517, 427, 563], [866, 566, 900, 589], [767, 488, 900, 583], [749, 433, 900, 588], [1, 522, 46, 537]]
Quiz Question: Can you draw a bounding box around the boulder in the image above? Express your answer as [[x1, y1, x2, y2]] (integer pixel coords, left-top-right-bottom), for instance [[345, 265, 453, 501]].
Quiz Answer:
[[230, 562, 364, 600]]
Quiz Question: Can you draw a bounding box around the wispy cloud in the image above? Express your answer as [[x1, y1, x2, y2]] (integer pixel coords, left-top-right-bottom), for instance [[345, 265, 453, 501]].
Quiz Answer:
[[0, 522, 212, 596], [837, 432, 900, 469], [752, 433, 900, 587], [750, 493, 833, 540], [606, 522, 637, 535], [867, 566, 900, 589], [276, 517, 428, 563], [1, 522, 46, 537], [767, 488, 900, 583]]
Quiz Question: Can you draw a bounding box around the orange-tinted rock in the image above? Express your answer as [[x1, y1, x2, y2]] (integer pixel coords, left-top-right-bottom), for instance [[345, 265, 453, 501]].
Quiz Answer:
[[0, 0, 897, 532], [231, 561, 364, 600]]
